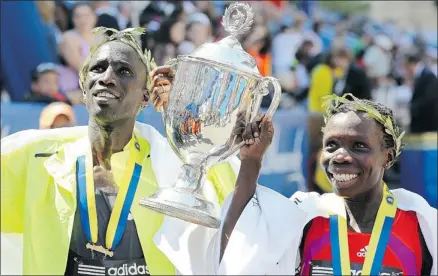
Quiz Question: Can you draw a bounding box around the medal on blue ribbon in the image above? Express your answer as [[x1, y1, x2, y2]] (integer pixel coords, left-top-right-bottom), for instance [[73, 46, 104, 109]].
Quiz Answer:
[[330, 183, 397, 275], [76, 134, 145, 257]]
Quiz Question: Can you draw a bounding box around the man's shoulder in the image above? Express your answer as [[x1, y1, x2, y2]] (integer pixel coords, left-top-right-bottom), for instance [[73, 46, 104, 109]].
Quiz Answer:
[[134, 122, 167, 145], [421, 68, 438, 81], [1, 126, 87, 156]]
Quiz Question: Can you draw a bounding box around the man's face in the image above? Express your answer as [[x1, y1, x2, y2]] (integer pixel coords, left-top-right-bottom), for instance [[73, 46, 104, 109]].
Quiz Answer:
[[84, 41, 148, 123], [402, 62, 416, 79], [32, 72, 59, 97], [302, 43, 314, 55], [332, 55, 349, 70]]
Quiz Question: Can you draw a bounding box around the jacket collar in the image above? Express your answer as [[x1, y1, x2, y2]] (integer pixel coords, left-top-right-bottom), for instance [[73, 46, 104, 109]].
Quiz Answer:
[[43, 122, 185, 201], [43, 127, 88, 195]]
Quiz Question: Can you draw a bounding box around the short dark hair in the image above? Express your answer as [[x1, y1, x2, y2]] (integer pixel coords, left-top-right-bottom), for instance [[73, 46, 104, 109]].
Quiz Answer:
[[302, 40, 314, 47], [404, 52, 422, 64], [332, 47, 351, 60]]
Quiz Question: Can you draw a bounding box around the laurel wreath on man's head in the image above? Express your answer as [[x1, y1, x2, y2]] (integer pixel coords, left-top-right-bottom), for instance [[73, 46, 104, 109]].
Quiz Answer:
[[322, 93, 405, 165], [79, 27, 157, 92]]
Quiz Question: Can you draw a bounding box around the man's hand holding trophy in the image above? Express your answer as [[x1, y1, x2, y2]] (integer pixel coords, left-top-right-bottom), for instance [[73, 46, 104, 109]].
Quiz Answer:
[[140, 2, 281, 228]]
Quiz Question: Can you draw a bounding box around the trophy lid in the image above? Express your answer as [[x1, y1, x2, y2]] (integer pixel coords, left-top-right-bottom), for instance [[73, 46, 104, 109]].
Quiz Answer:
[[189, 2, 261, 77]]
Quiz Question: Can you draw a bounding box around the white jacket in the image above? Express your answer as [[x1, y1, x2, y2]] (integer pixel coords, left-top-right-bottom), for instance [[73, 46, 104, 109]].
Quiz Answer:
[[206, 185, 437, 275], [155, 184, 437, 275]]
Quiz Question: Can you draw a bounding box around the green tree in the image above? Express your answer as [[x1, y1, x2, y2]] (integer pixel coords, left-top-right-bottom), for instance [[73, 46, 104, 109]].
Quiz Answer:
[[318, 1, 370, 15]]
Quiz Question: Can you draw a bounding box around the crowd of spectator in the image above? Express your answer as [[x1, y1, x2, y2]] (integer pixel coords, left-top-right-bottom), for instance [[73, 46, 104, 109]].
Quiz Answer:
[[1, 0, 437, 190]]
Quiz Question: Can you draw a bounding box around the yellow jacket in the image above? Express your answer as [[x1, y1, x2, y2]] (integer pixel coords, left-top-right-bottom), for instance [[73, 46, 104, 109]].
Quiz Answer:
[[307, 64, 339, 192], [1, 122, 238, 275], [308, 64, 334, 114]]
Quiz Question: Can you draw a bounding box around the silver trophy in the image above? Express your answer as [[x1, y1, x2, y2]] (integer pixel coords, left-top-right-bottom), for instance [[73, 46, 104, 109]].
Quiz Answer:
[[139, 2, 281, 228]]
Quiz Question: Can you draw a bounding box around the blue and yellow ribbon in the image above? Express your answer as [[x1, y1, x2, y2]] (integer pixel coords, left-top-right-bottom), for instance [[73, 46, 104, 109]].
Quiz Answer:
[[76, 134, 146, 255], [330, 183, 397, 275]]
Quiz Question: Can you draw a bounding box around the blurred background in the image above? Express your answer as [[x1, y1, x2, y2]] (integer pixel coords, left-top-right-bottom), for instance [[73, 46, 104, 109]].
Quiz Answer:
[[1, 0, 437, 207]]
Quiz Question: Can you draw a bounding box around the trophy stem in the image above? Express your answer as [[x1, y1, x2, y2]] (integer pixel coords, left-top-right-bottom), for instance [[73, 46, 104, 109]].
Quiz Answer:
[[175, 163, 207, 193], [139, 163, 220, 228]]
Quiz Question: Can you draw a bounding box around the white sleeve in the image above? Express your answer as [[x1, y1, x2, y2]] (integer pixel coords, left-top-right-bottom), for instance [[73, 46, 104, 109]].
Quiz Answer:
[[211, 186, 317, 275], [153, 178, 221, 275]]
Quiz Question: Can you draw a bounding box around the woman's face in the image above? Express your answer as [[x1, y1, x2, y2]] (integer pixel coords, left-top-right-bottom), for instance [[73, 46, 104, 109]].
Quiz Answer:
[[73, 5, 96, 32], [170, 21, 186, 44], [320, 111, 390, 198]]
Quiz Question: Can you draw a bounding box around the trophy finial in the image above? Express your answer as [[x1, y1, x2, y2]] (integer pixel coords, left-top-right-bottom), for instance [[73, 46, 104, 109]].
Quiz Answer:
[[222, 2, 254, 37]]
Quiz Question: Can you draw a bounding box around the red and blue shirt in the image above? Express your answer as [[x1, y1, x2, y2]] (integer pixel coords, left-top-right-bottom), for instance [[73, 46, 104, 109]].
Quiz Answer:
[[300, 210, 423, 275]]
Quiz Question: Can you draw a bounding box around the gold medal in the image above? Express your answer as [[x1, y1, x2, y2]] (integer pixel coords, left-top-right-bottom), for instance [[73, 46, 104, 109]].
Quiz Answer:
[[330, 183, 397, 275], [86, 243, 114, 258], [76, 134, 146, 258]]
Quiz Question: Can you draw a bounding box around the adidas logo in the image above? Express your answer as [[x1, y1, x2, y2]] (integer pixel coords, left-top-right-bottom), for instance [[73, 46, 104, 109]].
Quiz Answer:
[[356, 246, 368, 257], [108, 263, 149, 275], [78, 263, 149, 276]]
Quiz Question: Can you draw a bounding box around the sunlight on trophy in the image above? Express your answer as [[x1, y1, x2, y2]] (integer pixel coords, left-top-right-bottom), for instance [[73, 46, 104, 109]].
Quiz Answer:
[[139, 2, 281, 228]]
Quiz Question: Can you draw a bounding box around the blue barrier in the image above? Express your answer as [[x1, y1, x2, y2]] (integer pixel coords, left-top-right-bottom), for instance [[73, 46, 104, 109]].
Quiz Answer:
[[1, 103, 309, 196], [400, 133, 437, 208], [2, 103, 437, 206]]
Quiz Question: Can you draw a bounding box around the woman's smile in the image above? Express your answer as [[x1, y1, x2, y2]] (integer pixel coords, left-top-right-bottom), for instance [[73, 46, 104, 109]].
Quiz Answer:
[[331, 172, 360, 189]]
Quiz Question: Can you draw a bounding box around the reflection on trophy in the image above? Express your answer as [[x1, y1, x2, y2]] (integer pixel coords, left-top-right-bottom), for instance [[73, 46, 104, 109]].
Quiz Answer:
[[139, 2, 281, 228]]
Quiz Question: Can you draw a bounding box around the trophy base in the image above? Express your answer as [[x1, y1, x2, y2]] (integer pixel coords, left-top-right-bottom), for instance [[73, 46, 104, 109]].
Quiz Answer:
[[139, 188, 220, 229]]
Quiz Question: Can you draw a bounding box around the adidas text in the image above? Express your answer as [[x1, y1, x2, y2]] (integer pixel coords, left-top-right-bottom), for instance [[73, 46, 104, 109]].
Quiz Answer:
[[107, 263, 149, 275]]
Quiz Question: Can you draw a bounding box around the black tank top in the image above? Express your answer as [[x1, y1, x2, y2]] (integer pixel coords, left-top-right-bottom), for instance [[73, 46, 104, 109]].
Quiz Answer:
[[65, 189, 145, 274]]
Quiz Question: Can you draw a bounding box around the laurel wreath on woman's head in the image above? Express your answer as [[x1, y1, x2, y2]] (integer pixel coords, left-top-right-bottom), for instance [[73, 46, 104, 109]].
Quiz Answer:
[[79, 27, 157, 93], [322, 93, 405, 164]]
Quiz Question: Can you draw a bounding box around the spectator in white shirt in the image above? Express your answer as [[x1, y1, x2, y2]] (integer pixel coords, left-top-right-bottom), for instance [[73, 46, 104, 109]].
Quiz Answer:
[[363, 34, 394, 87], [271, 12, 306, 76], [303, 20, 323, 56]]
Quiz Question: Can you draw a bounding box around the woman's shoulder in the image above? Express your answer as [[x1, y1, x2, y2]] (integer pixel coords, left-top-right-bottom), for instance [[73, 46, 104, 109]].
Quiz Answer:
[[290, 190, 338, 203], [62, 30, 80, 42], [392, 189, 437, 212]]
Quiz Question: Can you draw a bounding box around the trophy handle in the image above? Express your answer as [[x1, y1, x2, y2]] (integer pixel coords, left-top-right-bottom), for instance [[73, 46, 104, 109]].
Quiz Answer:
[[255, 76, 281, 117]]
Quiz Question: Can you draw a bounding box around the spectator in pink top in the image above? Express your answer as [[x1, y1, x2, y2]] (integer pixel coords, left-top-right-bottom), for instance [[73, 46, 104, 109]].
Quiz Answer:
[[58, 3, 96, 101]]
